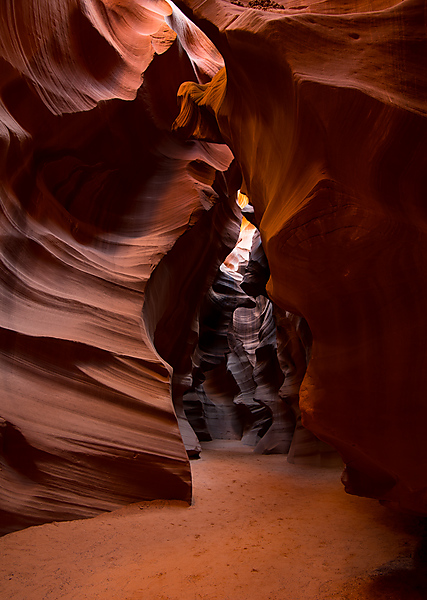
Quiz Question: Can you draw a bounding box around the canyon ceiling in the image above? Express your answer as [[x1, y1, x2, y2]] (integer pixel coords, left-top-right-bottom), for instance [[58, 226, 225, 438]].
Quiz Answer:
[[0, 0, 426, 535]]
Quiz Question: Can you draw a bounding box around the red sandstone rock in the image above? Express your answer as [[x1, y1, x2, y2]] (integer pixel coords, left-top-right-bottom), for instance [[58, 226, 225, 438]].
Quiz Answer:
[[173, 0, 427, 513], [0, 0, 234, 534], [0, 0, 426, 534]]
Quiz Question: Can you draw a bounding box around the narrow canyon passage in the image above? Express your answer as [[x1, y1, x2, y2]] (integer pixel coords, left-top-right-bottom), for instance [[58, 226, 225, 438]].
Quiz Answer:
[[1, 439, 426, 600], [1, 4, 427, 592]]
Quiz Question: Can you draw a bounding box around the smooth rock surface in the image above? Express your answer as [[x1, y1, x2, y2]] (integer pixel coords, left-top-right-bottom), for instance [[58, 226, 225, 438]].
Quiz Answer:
[[0, 0, 236, 534], [0, 0, 426, 534], [173, 0, 427, 514]]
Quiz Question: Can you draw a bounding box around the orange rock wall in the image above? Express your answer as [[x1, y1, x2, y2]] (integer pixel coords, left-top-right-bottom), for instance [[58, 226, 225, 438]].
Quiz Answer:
[[0, 0, 236, 534], [0, 0, 426, 533], [174, 0, 427, 513]]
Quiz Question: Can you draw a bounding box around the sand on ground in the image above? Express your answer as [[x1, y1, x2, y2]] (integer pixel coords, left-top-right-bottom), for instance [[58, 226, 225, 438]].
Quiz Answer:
[[1, 440, 426, 600]]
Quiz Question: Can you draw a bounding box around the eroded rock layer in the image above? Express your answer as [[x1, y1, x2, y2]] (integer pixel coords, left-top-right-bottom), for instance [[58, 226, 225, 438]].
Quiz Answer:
[[0, 0, 238, 534], [173, 0, 427, 513], [0, 0, 426, 532]]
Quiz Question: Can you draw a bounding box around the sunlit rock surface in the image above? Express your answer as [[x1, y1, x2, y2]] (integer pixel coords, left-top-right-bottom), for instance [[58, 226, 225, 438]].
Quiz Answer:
[[184, 225, 306, 455], [173, 0, 427, 513], [184, 224, 259, 443], [177, 215, 339, 460]]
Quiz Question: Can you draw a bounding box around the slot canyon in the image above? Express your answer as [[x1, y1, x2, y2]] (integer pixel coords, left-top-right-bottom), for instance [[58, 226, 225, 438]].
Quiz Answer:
[[0, 0, 426, 598]]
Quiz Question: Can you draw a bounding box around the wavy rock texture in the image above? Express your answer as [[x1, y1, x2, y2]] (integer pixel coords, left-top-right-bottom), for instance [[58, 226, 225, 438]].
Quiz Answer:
[[1, 0, 426, 534], [186, 255, 259, 442], [143, 165, 243, 457], [173, 0, 427, 513], [181, 221, 329, 458], [0, 0, 240, 534], [180, 218, 274, 445]]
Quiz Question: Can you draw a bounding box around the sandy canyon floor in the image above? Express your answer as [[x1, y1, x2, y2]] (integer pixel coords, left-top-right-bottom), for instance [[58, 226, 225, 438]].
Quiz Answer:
[[1, 440, 426, 600]]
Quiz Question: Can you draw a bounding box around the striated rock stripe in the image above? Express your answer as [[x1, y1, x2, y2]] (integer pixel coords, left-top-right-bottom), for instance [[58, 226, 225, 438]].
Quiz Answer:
[[0, 0, 238, 534]]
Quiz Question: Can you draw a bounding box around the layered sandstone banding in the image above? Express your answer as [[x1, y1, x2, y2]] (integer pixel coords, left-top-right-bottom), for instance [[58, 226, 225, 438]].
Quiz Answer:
[[183, 224, 304, 455], [0, 0, 238, 534], [0, 0, 426, 535]]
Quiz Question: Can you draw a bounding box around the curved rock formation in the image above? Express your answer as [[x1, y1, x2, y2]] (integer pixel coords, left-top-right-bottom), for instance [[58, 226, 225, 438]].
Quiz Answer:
[[181, 220, 337, 459], [0, 0, 237, 534], [172, 0, 427, 513], [0, 0, 426, 533]]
